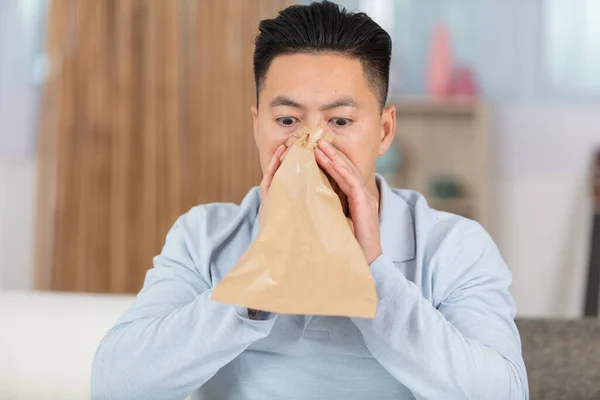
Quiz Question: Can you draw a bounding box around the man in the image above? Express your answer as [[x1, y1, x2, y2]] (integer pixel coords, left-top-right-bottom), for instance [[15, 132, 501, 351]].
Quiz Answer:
[[92, 2, 528, 399]]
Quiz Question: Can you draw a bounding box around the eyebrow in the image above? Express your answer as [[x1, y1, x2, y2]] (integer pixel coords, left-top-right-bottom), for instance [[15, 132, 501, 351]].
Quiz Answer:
[[269, 95, 358, 111], [319, 96, 358, 111], [269, 96, 305, 110]]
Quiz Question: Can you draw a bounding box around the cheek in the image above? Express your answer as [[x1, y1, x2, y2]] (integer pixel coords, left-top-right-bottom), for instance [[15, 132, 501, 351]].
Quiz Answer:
[[255, 127, 288, 171]]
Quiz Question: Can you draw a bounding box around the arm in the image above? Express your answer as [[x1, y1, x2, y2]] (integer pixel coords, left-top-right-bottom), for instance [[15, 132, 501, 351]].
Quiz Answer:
[[351, 221, 528, 400], [91, 210, 276, 400]]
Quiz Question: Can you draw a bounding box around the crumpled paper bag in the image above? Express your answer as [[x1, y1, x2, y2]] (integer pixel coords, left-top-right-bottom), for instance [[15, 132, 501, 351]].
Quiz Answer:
[[211, 126, 378, 318]]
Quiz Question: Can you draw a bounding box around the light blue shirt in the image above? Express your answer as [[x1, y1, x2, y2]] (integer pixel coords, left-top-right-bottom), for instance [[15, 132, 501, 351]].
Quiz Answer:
[[91, 176, 528, 400]]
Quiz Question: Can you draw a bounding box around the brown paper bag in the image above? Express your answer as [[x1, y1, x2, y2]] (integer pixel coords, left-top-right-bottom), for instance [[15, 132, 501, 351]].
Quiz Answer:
[[211, 127, 378, 318]]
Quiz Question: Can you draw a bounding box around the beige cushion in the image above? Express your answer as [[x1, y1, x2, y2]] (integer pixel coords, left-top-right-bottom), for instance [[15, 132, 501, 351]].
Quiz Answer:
[[0, 291, 134, 400]]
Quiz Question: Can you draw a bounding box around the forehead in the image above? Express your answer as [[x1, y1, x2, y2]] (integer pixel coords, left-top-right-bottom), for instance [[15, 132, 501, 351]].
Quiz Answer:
[[260, 53, 378, 107]]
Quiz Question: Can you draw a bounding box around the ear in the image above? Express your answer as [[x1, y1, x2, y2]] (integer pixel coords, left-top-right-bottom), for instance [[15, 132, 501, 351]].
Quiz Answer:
[[378, 105, 396, 156], [251, 105, 259, 145]]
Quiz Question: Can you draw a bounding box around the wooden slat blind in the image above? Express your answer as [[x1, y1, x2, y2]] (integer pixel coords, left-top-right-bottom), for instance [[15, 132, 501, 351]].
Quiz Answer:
[[35, 0, 291, 293]]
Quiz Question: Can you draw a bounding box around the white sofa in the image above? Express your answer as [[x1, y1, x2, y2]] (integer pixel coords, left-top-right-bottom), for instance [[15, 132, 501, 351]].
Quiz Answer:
[[0, 291, 135, 400]]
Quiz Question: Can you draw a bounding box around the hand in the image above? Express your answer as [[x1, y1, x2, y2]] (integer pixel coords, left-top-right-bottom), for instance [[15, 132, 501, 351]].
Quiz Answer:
[[259, 144, 287, 205], [315, 140, 382, 264]]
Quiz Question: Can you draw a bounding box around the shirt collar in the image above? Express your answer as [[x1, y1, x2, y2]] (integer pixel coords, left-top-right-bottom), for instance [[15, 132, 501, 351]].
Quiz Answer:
[[251, 175, 416, 263], [376, 174, 416, 263]]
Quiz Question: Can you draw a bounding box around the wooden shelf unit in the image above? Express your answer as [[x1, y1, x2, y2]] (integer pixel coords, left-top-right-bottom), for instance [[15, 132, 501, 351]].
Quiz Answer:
[[384, 97, 492, 234]]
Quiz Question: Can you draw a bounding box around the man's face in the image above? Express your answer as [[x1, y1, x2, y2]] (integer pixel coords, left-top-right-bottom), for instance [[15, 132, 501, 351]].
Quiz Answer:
[[251, 53, 395, 185]]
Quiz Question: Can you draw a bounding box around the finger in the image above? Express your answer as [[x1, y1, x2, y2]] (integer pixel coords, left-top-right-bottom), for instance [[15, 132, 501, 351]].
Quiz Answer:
[[318, 140, 362, 175], [317, 141, 364, 197], [280, 146, 292, 161], [263, 147, 284, 183], [315, 147, 351, 194], [317, 140, 347, 163], [274, 143, 287, 159], [315, 148, 371, 226], [330, 154, 364, 198], [260, 145, 286, 199]]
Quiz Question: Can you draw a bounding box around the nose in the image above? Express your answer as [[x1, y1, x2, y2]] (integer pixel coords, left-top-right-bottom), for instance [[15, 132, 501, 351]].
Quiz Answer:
[[306, 116, 328, 131], [284, 125, 322, 149]]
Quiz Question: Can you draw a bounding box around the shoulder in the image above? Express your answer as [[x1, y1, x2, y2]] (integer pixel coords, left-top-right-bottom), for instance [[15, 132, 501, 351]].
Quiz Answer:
[[165, 187, 261, 260], [182, 186, 260, 226], [151, 188, 260, 289], [394, 188, 495, 257], [392, 188, 507, 296]]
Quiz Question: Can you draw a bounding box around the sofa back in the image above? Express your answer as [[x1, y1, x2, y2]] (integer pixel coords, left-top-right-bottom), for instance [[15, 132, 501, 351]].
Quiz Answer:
[[517, 318, 600, 399], [0, 291, 134, 400]]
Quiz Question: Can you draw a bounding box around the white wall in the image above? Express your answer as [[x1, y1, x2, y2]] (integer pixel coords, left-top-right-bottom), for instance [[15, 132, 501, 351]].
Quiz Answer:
[[494, 105, 599, 317], [0, 158, 36, 290], [0, 1, 43, 290], [497, 176, 592, 318]]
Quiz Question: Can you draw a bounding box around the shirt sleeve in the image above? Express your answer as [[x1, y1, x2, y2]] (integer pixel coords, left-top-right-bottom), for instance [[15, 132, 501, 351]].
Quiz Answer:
[[91, 209, 277, 400], [351, 220, 529, 400]]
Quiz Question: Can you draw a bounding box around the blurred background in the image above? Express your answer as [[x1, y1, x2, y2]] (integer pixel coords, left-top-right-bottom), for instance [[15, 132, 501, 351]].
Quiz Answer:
[[0, 0, 599, 320]]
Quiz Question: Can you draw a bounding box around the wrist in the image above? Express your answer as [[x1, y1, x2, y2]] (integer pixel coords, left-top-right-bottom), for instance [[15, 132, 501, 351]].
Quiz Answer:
[[365, 246, 382, 265]]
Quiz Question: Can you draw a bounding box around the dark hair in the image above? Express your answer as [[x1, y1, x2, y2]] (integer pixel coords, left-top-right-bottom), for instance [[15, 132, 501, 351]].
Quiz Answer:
[[253, 1, 392, 109]]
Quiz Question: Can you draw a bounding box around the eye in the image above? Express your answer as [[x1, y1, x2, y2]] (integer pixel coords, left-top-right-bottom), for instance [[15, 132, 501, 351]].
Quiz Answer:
[[276, 117, 299, 127], [330, 117, 353, 127]]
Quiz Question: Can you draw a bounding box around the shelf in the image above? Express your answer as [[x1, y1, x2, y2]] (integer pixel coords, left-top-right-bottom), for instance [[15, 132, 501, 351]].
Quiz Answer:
[[428, 197, 472, 217], [390, 97, 492, 233], [390, 97, 482, 116]]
